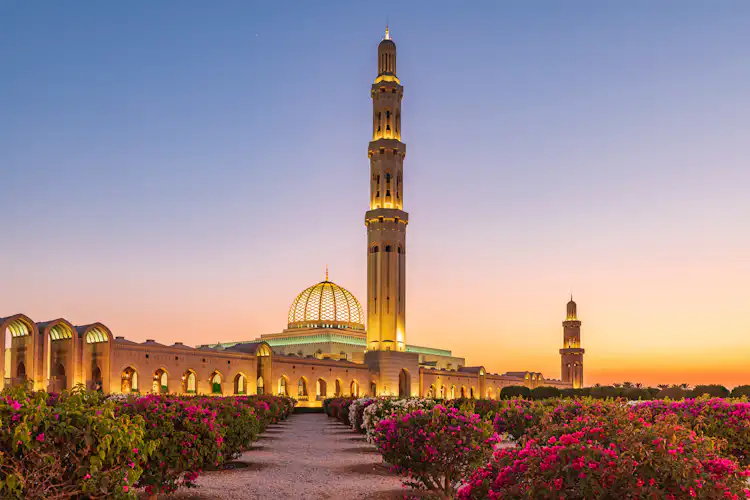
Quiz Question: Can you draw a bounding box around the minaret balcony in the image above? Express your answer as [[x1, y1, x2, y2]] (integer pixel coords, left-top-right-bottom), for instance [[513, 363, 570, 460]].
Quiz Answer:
[[369, 139, 405, 156], [365, 208, 408, 226]]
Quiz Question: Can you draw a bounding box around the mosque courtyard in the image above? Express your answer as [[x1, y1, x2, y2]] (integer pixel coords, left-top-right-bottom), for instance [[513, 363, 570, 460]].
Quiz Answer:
[[170, 413, 409, 500]]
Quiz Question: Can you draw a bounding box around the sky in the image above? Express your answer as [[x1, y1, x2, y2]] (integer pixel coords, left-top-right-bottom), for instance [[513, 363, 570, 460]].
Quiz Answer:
[[1, 1, 749, 388]]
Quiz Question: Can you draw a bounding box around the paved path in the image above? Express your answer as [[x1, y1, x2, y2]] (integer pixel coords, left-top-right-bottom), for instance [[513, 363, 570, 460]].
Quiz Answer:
[[171, 413, 408, 500]]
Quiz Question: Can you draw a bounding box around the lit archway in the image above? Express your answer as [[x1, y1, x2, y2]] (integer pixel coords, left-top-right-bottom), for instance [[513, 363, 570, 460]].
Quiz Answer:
[[316, 378, 327, 400], [335, 379, 342, 397], [297, 377, 308, 398], [450, 385, 456, 399], [398, 369, 410, 398], [234, 373, 248, 395], [79, 323, 112, 392], [210, 371, 223, 395], [440, 385, 446, 399], [40, 319, 76, 392], [350, 380, 360, 398], [1, 314, 37, 388], [183, 369, 197, 394], [278, 376, 289, 396], [121, 366, 139, 393], [153, 368, 168, 394]]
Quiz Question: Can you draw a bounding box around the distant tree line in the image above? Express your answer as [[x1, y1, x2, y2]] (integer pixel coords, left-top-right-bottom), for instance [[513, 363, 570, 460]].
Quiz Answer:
[[498, 383, 750, 400]]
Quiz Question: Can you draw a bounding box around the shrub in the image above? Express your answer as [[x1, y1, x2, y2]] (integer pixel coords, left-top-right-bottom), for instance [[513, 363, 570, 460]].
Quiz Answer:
[[348, 398, 376, 433], [460, 406, 750, 500], [0, 387, 152, 499], [362, 398, 437, 443], [492, 399, 545, 440], [115, 394, 224, 496], [656, 386, 688, 400], [194, 396, 261, 461], [374, 405, 497, 499], [500, 386, 530, 399], [635, 398, 750, 465], [530, 386, 561, 400], [623, 387, 651, 400], [692, 385, 730, 398], [588, 385, 620, 399], [731, 385, 750, 398]]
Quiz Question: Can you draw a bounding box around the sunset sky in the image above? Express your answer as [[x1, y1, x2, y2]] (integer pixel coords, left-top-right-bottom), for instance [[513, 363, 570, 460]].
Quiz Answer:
[[2, 2, 749, 387]]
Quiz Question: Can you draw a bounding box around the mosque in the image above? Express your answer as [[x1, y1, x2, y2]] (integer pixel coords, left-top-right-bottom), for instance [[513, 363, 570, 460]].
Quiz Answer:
[[1, 29, 583, 406]]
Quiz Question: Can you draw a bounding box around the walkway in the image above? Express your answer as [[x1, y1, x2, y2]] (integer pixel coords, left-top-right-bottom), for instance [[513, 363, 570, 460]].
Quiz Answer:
[[172, 413, 407, 500]]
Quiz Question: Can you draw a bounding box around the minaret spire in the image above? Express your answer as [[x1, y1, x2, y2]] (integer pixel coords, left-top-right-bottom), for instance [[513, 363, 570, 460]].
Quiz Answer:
[[325, 265, 328, 282], [365, 30, 407, 352]]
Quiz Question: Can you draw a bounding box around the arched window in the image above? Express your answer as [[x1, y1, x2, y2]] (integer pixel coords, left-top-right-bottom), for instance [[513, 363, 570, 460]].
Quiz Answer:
[[279, 377, 288, 396], [298, 378, 308, 397], [440, 386, 445, 399], [121, 367, 138, 393], [185, 371, 197, 393], [235, 373, 247, 394], [335, 379, 342, 397], [211, 372, 223, 394], [154, 369, 168, 394], [450, 385, 456, 399], [385, 245, 392, 252], [350, 380, 359, 397], [370, 245, 379, 254]]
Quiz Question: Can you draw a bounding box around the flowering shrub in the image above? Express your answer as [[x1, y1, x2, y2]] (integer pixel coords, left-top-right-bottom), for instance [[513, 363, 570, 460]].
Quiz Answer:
[[0, 387, 152, 499], [459, 405, 750, 500], [374, 405, 497, 499], [635, 398, 750, 465], [362, 398, 437, 443], [348, 398, 376, 433], [491, 398, 547, 441], [191, 397, 261, 461], [115, 394, 224, 496]]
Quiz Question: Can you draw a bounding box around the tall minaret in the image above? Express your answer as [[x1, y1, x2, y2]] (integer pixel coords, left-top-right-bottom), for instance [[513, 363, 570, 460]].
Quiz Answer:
[[365, 27, 408, 352], [560, 296, 585, 388]]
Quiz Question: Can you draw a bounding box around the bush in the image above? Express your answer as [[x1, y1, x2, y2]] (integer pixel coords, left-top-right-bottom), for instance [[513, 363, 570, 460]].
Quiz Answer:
[[0, 387, 152, 499], [116, 394, 224, 496], [530, 386, 561, 400], [362, 398, 437, 443], [460, 405, 750, 500], [194, 397, 261, 461], [690, 385, 729, 398], [588, 385, 620, 399], [656, 386, 688, 400], [635, 398, 750, 465], [348, 398, 376, 433], [623, 387, 651, 400], [731, 385, 750, 398], [500, 386, 530, 399], [374, 405, 497, 499], [492, 399, 545, 440]]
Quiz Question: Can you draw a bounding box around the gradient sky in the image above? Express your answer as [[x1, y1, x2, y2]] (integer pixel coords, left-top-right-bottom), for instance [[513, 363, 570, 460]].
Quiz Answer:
[[2, 2, 749, 387]]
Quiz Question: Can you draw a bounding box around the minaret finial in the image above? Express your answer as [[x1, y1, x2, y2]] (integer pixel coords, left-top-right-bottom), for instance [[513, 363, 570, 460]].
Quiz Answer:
[[384, 25, 390, 40], [325, 265, 329, 281]]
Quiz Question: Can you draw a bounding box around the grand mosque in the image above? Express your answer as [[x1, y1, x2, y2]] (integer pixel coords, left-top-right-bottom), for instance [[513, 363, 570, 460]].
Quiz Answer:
[[1, 29, 584, 405]]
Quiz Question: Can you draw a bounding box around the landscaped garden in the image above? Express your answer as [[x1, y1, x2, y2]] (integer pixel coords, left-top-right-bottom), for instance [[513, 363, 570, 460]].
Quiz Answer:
[[0, 386, 294, 499], [325, 394, 750, 500]]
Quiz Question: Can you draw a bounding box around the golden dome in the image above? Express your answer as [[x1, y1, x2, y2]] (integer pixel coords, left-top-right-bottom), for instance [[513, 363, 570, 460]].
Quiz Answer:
[[287, 278, 365, 331]]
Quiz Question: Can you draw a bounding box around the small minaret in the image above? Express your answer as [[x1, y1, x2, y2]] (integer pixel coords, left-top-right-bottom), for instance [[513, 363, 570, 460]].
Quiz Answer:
[[365, 27, 407, 352], [560, 296, 585, 388]]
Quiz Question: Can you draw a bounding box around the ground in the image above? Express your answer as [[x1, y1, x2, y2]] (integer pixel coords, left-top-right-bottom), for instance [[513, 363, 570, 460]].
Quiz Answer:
[[170, 413, 412, 500]]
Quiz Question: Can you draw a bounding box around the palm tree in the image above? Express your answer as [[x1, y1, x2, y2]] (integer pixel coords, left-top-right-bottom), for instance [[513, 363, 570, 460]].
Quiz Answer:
[[622, 381, 634, 389], [634, 383, 643, 389], [657, 384, 669, 390], [593, 383, 602, 388], [613, 383, 622, 388], [679, 383, 690, 390]]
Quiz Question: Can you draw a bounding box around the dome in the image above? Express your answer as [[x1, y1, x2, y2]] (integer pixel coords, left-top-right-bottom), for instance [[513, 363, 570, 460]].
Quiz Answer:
[[287, 279, 365, 331]]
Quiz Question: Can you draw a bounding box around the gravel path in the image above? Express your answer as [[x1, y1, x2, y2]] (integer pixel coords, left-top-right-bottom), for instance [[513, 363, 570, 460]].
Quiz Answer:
[[171, 413, 409, 500]]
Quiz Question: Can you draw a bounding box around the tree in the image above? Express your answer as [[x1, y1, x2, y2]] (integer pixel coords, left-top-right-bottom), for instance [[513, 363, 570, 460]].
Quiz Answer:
[[500, 386, 531, 399], [730, 385, 750, 398], [692, 384, 730, 398], [622, 382, 634, 389], [657, 384, 669, 390], [530, 386, 561, 400]]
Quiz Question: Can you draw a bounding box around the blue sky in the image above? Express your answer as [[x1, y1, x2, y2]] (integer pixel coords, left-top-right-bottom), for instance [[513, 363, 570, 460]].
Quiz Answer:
[[2, 1, 749, 385]]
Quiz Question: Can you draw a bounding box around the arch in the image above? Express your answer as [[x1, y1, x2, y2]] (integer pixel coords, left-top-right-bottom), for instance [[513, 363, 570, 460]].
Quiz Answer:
[[297, 377, 308, 397], [350, 379, 360, 398], [470, 387, 476, 399], [427, 384, 436, 398], [440, 385, 446, 399], [153, 368, 169, 394], [183, 369, 197, 393], [487, 387, 494, 400], [316, 378, 328, 400], [91, 365, 102, 392], [398, 369, 410, 398], [210, 370, 223, 395], [233, 372, 247, 395], [370, 381, 377, 396], [78, 323, 113, 392], [278, 375, 289, 396], [460, 386, 466, 398], [121, 366, 139, 393], [334, 378, 343, 397], [1, 314, 38, 388], [450, 385, 456, 399], [40, 319, 77, 392]]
